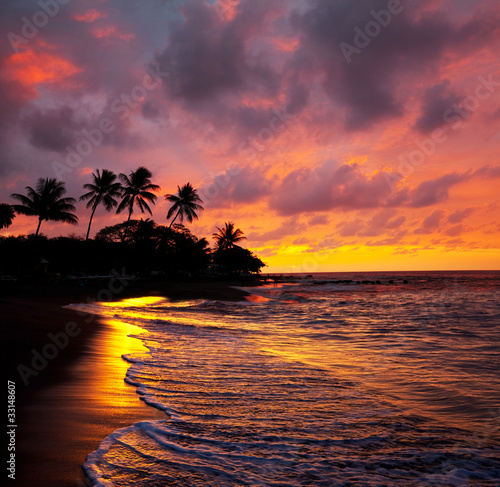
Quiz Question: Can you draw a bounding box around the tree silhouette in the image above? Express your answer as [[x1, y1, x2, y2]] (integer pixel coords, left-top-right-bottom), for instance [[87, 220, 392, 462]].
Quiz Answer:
[[117, 167, 160, 222], [80, 169, 122, 240], [165, 183, 204, 228], [0, 203, 15, 229], [212, 222, 246, 251], [213, 246, 265, 275], [11, 178, 78, 236]]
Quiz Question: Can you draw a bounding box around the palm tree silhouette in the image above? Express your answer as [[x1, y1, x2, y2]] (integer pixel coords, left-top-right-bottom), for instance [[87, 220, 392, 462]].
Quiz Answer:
[[0, 203, 15, 229], [117, 167, 160, 222], [11, 178, 78, 236], [212, 222, 246, 251], [80, 169, 122, 240], [165, 183, 204, 228], [134, 218, 157, 243]]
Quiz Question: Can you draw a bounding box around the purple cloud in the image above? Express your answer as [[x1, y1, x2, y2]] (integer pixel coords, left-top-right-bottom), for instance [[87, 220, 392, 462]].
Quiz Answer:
[[407, 172, 468, 208], [413, 80, 462, 134], [448, 208, 474, 224], [414, 209, 445, 234]]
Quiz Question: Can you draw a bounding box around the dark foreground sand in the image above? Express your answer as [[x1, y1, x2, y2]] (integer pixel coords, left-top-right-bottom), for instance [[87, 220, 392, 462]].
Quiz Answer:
[[2, 281, 251, 486]]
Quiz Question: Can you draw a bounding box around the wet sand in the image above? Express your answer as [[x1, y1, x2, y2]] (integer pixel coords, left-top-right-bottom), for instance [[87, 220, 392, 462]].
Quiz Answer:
[[2, 281, 253, 486], [15, 317, 165, 486]]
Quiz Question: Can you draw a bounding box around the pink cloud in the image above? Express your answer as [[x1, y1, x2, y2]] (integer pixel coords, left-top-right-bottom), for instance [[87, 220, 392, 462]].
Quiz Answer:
[[414, 209, 445, 234]]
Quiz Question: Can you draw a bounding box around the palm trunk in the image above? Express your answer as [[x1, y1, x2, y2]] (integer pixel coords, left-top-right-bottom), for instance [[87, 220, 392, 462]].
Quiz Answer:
[[122, 206, 133, 242], [35, 217, 42, 237], [86, 204, 98, 241], [168, 209, 181, 229]]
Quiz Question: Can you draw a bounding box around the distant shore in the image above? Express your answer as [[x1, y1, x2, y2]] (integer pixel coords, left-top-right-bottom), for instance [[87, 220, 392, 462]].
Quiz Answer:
[[2, 279, 256, 486]]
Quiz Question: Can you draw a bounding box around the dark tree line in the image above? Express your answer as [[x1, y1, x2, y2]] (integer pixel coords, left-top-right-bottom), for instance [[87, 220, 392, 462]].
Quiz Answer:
[[1, 168, 266, 278]]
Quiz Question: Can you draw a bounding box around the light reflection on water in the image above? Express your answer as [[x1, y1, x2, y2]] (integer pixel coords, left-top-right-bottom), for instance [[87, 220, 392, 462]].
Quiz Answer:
[[82, 272, 500, 486]]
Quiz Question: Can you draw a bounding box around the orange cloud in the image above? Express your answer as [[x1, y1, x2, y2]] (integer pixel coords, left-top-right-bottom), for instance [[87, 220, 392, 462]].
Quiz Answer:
[[215, 0, 239, 22], [91, 25, 135, 41], [272, 37, 300, 52], [5, 49, 81, 88], [73, 9, 106, 23]]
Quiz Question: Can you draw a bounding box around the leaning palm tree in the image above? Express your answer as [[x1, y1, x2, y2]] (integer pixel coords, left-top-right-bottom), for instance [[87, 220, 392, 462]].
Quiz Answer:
[[0, 203, 15, 229], [117, 167, 160, 222], [11, 178, 78, 236], [212, 222, 246, 251], [165, 182, 204, 228], [80, 169, 122, 240]]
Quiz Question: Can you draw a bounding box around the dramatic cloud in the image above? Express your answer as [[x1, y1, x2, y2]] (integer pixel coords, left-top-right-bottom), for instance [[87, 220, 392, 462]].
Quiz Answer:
[[200, 165, 275, 209], [337, 209, 405, 238], [415, 209, 445, 234], [23, 106, 87, 152], [155, 0, 284, 111], [289, 0, 500, 131], [414, 80, 462, 134], [448, 208, 474, 224], [1, 0, 499, 270], [248, 218, 303, 242], [407, 172, 468, 208], [269, 160, 400, 215]]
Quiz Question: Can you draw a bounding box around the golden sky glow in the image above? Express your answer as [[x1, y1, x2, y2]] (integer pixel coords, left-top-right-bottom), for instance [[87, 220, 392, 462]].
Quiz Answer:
[[1, 0, 499, 271]]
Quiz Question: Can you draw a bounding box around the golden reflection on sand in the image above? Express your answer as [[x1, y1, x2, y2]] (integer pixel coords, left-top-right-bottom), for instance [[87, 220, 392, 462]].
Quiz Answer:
[[84, 318, 149, 411], [100, 296, 168, 308], [17, 308, 164, 486]]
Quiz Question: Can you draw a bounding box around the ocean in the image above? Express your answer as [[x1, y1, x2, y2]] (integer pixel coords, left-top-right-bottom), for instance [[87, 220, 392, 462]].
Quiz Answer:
[[77, 271, 499, 486]]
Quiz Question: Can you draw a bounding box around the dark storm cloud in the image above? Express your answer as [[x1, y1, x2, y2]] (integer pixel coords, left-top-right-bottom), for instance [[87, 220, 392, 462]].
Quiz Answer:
[[0, 77, 33, 176], [141, 101, 161, 120], [23, 106, 87, 152], [337, 209, 405, 238], [265, 161, 500, 217], [285, 83, 309, 116], [248, 218, 303, 242], [406, 172, 468, 208], [448, 208, 474, 224], [155, 0, 283, 105], [199, 165, 275, 209], [0, 0, 156, 180], [269, 160, 401, 215], [289, 0, 500, 131], [414, 209, 444, 234], [414, 80, 462, 134]]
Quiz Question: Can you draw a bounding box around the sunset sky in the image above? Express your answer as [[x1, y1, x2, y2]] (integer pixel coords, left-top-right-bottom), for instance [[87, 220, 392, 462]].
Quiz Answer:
[[1, 0, 499, 272]]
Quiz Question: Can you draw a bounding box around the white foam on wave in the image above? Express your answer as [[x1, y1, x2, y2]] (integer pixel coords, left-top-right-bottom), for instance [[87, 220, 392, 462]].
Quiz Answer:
[[84, 418, 500, 487], [82, 272, 500, 486]]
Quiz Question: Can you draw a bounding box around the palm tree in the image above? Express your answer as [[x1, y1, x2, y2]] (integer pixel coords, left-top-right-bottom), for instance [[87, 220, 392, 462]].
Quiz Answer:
[[0, 203, 15, 229], [117, 167, 160, 222], [80, 169, 122, 240], [165, 183, 204, 228], [212, 222, 246, 251], [134, 218, 157, 243], [11, 178, 78, 236]]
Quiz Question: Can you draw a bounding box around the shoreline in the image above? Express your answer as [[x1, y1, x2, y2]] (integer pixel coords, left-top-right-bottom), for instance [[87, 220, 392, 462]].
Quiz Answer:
[[2, 280, 255, 486]]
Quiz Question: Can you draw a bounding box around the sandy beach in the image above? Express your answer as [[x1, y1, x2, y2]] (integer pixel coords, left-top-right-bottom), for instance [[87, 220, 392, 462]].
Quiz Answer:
[[2, 281, 252, 486]]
